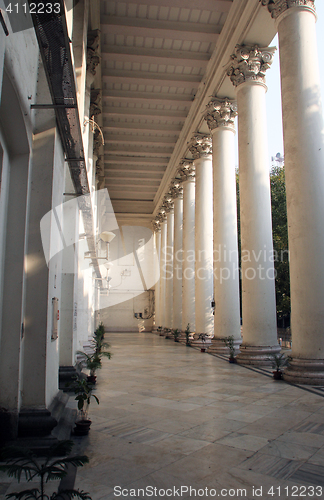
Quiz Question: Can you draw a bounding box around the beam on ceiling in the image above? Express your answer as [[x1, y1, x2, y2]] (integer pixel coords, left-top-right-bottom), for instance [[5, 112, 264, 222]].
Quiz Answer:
[[101, 0, 232, 12], [103, 122, 182, 132], [105, 165, 166, 173], [102, 73, 200, 89], [105, 135, 177, 144], [102, 45, 209, 67], [101, 17, 221, 43], [102, 69, 201, 84], [103, 90, 193, 103], [105, 144, 173, 155], [106, 172, 164, 181], [103, 108, 188, 118], [105, 155, 169, 164]]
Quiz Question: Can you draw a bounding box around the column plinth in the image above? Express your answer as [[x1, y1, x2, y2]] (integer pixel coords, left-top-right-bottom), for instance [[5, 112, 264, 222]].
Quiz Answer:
[[228, 45, 280, 365], [260, 0, 324, 383]]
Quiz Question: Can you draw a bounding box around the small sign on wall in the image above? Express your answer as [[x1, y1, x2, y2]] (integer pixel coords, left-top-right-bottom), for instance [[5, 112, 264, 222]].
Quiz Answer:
[[52, 297, 59, 341]]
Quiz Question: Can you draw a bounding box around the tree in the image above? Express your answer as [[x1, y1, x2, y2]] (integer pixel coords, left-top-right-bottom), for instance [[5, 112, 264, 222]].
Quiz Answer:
[[269, 164, 290, 318]]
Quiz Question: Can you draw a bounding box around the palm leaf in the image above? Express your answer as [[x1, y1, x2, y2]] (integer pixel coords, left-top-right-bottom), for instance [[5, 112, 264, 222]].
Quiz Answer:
[[52, 489, 92, 500], [6, 488, 40, 500]]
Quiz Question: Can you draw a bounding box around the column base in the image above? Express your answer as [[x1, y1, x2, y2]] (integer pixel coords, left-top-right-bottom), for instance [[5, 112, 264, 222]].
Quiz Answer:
[[0, 408, 18, 445], [207, 337, 242, 356], [191, 334, 212, 351], [236, 344, 281, 366], [59, 365, 80, 391], [283, 358, 324, 386], [18, 409, 58, 438]]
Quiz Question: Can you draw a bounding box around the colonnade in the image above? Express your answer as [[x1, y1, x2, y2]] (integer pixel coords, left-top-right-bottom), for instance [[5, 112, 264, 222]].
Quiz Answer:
[[153, 0, 324, 384]]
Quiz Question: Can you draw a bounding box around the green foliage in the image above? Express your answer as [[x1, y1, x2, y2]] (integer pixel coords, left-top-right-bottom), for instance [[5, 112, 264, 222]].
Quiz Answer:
[[0, 440, 90, 500], [69, 377, 99, 413], [270, 353, 290, 371], [185, 324, 191, 346], [172, 329, 180, 341], [236, 165, 290, 319], [270, 165, 290, 317], [224, 335, 235, 359]]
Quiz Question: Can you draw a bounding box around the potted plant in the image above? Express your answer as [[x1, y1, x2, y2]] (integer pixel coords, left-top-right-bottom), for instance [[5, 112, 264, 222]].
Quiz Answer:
[[77, 338, 112, 383], [164, 327, 172, 339], [185, 324, 191, 346], [224, 335, 236, 363], [198, 333, 207, 352], [157, 326, 164, 336], [271, 353, 289, 380], [71, 377, 99, 435], [173, 329, 180, 342], [0, 440, 90, 500]]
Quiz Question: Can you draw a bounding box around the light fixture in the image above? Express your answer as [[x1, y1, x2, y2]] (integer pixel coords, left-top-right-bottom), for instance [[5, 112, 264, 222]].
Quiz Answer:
[[100, 231, 116, 243]]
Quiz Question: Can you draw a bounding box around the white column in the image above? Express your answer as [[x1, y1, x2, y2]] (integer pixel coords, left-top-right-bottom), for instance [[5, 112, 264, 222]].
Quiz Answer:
[[205, 99, 241, 354], [172, 185, 183, 331], [179, 162, 196, 333], [189, 136, 214, 337], [159, 219, 167, 328], [228, 45, 280, 364], [262, 0, 324, 384], [153, 226, 162, 330], [164, 207, 174, 329]]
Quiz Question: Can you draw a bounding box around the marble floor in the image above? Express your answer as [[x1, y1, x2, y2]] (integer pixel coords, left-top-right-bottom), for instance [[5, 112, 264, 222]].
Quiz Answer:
[[68, 332, 324, 500]]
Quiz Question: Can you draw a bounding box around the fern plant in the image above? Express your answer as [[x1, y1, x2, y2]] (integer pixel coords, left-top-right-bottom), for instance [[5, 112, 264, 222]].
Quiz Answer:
[[0, 440, 90, 500]]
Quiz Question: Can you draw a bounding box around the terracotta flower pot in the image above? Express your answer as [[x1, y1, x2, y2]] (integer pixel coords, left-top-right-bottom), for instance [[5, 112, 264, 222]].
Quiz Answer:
[[74, 419, 92, 436], [273, 370, 283, 380], [87, 375, 97, 384]]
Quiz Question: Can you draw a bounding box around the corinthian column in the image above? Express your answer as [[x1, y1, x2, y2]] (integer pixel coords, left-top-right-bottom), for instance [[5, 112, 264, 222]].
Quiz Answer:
[[261, 0, 324, 384], [171, 181, 183, 331], [227, 45, 280, 364], [164, 199, 174, 329], [188, 136, 214, 339], [205, 98, 241, 355], [153, 221, 161, 331], [179, 162, 196, 333], [159, 216, 167, 329]]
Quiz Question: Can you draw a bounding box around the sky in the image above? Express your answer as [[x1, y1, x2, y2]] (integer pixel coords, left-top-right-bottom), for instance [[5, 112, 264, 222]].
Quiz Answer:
[[265, 2, 324, 166]]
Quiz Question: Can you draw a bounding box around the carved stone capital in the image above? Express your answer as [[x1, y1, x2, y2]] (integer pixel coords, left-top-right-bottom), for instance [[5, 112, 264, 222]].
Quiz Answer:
[[90, 89, 102, 118], [188, 135, 212, 159], [170, 179, 183, 199], [152, 220, 161, 233], [205, 98, 237, 131], [87, 30, 100, 76], [156, 210, 166, 223], [227, 44, 276, 87], [178, 160, 195, 182], [259, 0, 315, 19], [162, 194, 174, 213]]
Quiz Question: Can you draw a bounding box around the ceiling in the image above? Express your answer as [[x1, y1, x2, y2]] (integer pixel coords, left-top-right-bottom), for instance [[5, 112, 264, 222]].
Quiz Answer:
[[100, 0, 234, 219]]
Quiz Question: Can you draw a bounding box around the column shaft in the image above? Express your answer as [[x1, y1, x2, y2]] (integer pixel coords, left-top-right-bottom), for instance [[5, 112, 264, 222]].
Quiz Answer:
[[154, 230, 162, 328], [164, 210, 174, 329], [236, 80, 279, 363], [277, 6, 324, 383], [194, 155, 214, 336], [173, 196, 183, 331], [211, 125, 241, 351], [181, 179, 195, 332], [159, 221, 167, 328]]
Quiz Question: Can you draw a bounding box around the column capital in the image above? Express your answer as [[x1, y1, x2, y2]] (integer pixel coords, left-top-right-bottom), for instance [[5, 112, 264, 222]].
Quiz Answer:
[[162, 194, 174, 213], [205, 98, 237, 132], [188, 134, 212, 159], [178, 160, 195, 182], [259, 0, 315, 20], [227, 44, 276, 88], [170, 179, 183, 199], [152, 220, 161, 232]]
